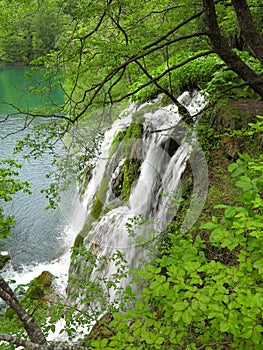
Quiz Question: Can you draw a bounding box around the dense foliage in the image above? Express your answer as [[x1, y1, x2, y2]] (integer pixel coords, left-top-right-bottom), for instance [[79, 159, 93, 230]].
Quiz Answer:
[[99, 149, 263, 349], [0, 0, 68, 64]]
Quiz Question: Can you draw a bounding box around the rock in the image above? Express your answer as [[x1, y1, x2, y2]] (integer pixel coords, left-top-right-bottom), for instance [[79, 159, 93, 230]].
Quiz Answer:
[[25, 271, 53, 300], [0, 251, 11, 269], [4, 271, 55, 320]]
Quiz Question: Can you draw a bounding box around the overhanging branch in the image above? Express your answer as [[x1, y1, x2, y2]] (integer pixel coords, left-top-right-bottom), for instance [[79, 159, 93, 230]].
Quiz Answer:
[[134, 59, 192, 123], [111, 50, 214, 103], [72, 34, 210, 122]]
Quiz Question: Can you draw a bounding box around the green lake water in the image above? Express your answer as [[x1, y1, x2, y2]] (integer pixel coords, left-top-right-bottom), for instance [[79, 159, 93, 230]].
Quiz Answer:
[[0, 66, 78, 269]]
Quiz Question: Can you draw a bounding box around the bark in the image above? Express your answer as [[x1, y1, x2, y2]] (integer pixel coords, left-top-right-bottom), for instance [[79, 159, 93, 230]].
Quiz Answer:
[[231, 0, 263, 65], [0, 275, 47, 345], [0, 333, 89, 350], [0, 333, 90, 350], [202, 0, 263, 99]]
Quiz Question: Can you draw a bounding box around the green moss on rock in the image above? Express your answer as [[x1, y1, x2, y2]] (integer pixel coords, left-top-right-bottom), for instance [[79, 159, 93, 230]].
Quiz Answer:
[[25, 271, 53, 300], [120, 158, 141, 202], [73, 118, 144, 252], [123, 122, 143, 140], [73, 176, 111, 252], [111, 121, 143, 202], [0, 252, 11, 269], [73, 233, 84, 249], [3, 271, 53, 322], [109, 128, 127, 158]]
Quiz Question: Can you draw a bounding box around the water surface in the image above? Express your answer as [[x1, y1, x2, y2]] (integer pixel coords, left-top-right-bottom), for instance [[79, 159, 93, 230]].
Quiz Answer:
[[0, 66, 76, 269]]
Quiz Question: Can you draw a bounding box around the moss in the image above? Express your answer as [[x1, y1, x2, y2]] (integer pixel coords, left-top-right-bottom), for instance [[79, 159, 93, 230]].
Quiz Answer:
[[73, 176, 111, 252], [120, 158, 141, 202], [73, 119, 144, 252], [123, 122, 143, 140], [25, 271, 53, 300], [73, 233, 84, 249], [0, 252, 10, 269], [90, 197, 103, 219], [4, 307, 15, 319], [109, 128, 127, 158], [90, 176, 111, 219], [2, 271, 53, 324]]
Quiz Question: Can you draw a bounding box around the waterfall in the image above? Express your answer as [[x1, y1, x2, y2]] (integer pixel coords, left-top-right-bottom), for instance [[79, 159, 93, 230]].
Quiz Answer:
[[69, 91, 209, 311], [0, 91, 209, 343]]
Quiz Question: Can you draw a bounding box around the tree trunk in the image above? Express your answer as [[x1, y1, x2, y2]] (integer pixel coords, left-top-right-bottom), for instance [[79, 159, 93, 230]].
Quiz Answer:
[[202, 0, 263, 99], [0, 276, 47, 345], [231, 0, 263, 65]]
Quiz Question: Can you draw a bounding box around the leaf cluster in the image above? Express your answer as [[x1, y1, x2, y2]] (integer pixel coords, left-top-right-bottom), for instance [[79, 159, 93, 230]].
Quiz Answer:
[[0, 159, 31, 238]]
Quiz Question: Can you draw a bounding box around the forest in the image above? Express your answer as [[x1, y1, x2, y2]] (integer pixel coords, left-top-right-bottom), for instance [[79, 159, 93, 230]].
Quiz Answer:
[[0, 0, 263, 349]]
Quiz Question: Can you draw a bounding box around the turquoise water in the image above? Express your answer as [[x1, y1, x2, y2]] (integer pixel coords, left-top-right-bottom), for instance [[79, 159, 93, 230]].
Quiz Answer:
[[0, 66, 64, 113], [0, 66, 74, 268]]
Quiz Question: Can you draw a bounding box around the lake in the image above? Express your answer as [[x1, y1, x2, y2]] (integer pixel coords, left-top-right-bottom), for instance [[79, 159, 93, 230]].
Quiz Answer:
[[0, 66, 82, 271]]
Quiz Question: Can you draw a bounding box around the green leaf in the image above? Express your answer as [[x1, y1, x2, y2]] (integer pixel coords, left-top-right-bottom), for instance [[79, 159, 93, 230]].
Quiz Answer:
[[236, 177, 253, 191], [252, 330, 262, 344], [220, 321, 230, 332], [182, 310, 192, 325], [200, 222, 221, 230], [241, 328, 252, 339], [224, 207, 236, 218], [253, 259, 263, 275]]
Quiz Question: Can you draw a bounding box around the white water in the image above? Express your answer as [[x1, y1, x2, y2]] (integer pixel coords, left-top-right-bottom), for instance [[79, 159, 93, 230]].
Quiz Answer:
[[1, 190, 85, 300], [69, 91, 208, 315]]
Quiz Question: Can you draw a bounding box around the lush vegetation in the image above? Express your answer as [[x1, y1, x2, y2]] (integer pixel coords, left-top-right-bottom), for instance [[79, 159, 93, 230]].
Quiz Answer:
[[100, 145, 263, 349], [0, 0, 263, 349], [0, 0, 68, 64]]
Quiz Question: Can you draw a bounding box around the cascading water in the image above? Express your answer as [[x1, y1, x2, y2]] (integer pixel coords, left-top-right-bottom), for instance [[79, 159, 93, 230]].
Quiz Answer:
[[68, 91, 208, 312], [0, 90, 208, 344]]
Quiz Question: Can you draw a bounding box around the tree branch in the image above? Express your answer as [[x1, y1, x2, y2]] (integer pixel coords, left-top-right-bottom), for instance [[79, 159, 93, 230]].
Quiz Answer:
[[0, 275, 47, 345], [72, 32, 209, 122], [142, 8, 205, 50], [134, 59, 192, 123], [231, 0, 263, 65], [137, 5, 185, 23], [0, 333, 90, 350], [111, 50, 214, 103], [202, 0, 263, 98], [109, 15, 129, 45]]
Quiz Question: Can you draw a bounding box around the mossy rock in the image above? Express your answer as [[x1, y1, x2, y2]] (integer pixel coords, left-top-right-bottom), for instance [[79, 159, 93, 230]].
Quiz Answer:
[[25, 271, 53, 300], [3, 271, 54, 321], [73, 233, 84, 249], [120, 158, 141, 202], [4, 307, 16, 319], [73, 119, 144, 251], [85, 313, 114, 341], [0, 252, 11, 269], [109, 128, 127, 158]]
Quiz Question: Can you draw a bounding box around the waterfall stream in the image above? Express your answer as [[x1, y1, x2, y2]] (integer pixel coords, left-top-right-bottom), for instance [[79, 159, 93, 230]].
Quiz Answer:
[[1, 90, 208, 343], [69, 91, 208, 314]]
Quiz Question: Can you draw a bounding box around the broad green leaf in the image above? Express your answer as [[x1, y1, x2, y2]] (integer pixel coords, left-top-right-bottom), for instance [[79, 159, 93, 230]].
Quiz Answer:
[[224, 207, 236, 218], [220, 321, 230, 332]]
